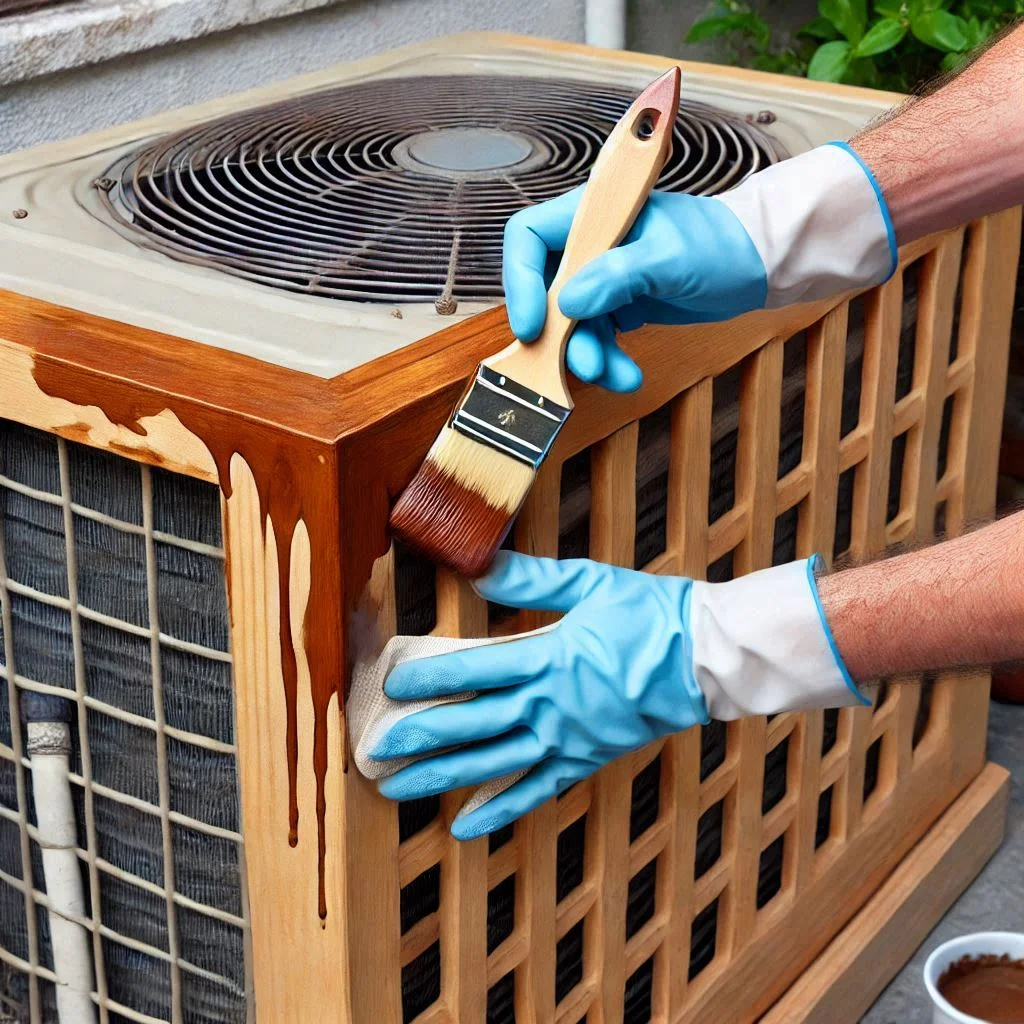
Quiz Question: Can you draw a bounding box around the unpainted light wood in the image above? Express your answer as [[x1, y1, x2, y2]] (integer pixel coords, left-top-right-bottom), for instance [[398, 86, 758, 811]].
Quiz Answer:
[[960, 208, 1023, 528], [659, 379, 712, 1018], [512, 457, 563, 635], [762, 763, 1009, 1024], [511, 457, 562, 1022], [678, 731, 991, 1024], [342, 548, 406, 1021], [791, 305, 849, 892], [225, 455, 352, 1023], [0, 182, 1012, 1024], [724, 341, 782, 952], [925, 210, 1022, 794], [436, 570, 490, 1021], [487, 70, 679, 407], [797, 305, 848, 565], [907, 233, 964, 542], [587, 422, 640, 1024], [840, 272, 904, 844], [0, 338, 217, 481], [852, 272, 903, 560]]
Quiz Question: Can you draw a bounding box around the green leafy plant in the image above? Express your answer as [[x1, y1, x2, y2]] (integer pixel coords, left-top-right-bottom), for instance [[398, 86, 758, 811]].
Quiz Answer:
[[686, 0, 1024, 91], [684, 0, 816, 75]]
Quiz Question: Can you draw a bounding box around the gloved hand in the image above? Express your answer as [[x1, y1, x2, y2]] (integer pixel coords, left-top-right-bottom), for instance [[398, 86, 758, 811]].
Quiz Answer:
[[503, 141, 896, 393], [369, 551, 867, 840]]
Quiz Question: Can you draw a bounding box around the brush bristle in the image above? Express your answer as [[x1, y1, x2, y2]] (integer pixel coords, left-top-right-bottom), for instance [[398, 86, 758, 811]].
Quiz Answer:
[[390, 426, 536, 577]]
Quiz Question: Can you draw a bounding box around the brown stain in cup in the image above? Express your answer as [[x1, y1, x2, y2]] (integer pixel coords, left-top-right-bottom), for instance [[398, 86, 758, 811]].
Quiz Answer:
[[938, 954, 1024, 1023]]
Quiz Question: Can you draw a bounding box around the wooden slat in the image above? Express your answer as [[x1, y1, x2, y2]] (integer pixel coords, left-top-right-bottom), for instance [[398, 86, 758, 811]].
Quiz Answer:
[[511, 456, 562, 1022], [892, 389, 925, 436], [486, 930, 530, 986], [945, 355, 973, 397], [625, 914, 671, 975], [693, 858, 731, 911], [892, 680, 921, 784], [907, 233, 964, 544], [837, 427, 870, 474], [723, 341, 782, 953], [556, 880, 600, 937], [487, 839, 519, 890], [707, 505, 746, 563], [659, 379, 713, 1019], [586, 422, 640, 1024], [555, 978, 598, 1024], [938, 208, 1023, 788], [765, 713, 798, 751], [762, 796, 798, 848], [851, 273, 903, 559], [776, 461, 812, 517], [435, 571, 490, 1021], [835, 273, 904, 844], [698, 763, 739, 815], [959, 209, 1022, 527], [798, 304, 849, 566], [555, 780, 592, 831], [398, 820, 446, 888], [629, 818, 671, 876], [401, 912, 441, 965]]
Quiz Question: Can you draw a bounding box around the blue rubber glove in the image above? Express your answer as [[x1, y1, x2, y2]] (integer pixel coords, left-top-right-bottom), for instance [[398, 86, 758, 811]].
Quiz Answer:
[[368, 552, 867, 840], [371, 553, 708, 839], [503, 142, 896, 393]]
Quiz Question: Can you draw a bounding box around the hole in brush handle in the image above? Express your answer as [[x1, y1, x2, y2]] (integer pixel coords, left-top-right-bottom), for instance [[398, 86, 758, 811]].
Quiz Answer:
[[633, 109, 660, 140]]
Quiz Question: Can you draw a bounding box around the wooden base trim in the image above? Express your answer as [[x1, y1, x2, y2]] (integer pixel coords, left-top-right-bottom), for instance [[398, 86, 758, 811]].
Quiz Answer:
[[761, 762, 1009, 1024]]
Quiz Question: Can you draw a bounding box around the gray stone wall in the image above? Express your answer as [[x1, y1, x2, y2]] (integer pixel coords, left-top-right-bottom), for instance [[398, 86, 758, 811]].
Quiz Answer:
[[0, 0, 585, 153]]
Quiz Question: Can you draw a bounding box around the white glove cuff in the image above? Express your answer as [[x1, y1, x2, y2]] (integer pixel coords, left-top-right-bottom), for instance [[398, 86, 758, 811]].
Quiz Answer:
[[689, 557, 869, 720], [713, 141, 897, 309]]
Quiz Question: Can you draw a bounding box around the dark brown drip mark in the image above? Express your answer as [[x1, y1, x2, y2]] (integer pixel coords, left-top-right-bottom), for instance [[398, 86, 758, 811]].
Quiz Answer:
[[31, 359, 344, 921]]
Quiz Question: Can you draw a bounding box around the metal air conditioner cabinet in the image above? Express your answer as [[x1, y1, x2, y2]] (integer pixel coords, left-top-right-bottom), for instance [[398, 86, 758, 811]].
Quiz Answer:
[[0, 32, 1017, 1024]]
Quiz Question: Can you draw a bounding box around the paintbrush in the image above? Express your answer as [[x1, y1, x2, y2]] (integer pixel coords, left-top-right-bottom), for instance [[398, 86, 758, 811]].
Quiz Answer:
[[390, 66, 681, 577]]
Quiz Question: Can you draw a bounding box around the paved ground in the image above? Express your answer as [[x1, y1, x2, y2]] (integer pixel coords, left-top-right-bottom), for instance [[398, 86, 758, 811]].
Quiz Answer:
[[863, 700, 1024, 1023]]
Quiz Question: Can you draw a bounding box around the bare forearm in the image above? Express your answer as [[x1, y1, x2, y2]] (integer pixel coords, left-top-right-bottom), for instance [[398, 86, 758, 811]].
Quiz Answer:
[[817, 512, 1024, 682], [852, 22, 1024, 246]]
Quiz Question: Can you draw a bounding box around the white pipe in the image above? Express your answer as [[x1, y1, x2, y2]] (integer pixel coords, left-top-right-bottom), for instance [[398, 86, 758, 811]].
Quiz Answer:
[[27, 721, 96, 1024], [585, 0, 627, 50]]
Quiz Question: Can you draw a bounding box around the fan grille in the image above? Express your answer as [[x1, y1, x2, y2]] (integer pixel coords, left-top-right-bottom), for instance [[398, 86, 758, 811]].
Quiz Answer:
[[98, 75, 786, 309]]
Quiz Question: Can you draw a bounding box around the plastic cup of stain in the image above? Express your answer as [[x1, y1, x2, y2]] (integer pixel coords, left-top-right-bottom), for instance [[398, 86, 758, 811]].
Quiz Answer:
[[924, 932, 1024, 1024]]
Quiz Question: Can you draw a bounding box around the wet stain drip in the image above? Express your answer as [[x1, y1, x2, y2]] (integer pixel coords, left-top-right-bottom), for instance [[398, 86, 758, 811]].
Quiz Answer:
[[31, 358, 345, 921]]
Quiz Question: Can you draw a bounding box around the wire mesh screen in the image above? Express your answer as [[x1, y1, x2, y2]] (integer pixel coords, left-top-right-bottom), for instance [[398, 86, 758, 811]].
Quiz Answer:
[[378, 223, 984, 1023], [0, 422, 249, 1024]]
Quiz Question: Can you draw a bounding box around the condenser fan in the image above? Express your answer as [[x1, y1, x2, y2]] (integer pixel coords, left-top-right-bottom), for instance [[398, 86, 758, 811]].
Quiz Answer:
[[98, 75, 787, 309]]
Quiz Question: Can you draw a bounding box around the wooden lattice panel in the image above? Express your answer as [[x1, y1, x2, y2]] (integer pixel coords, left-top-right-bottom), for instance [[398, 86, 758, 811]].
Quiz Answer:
[[351, 214, 1017, 1024]]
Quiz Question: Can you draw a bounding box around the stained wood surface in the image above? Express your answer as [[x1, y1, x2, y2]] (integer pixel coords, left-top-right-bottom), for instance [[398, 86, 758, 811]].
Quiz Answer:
[[224, 455, 352, 1021]]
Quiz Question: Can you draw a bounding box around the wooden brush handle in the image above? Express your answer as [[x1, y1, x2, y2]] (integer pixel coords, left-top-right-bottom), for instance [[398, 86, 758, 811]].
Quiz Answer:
[[484, 66, 681, 408]]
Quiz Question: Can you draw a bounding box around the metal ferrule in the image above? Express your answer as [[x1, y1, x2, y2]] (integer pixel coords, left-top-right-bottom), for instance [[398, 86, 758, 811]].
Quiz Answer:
[[450, 366, 571, 469]]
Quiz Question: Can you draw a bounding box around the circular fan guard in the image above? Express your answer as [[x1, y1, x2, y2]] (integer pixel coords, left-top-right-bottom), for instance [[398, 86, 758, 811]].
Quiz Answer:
[[98, 75, 787, 309]]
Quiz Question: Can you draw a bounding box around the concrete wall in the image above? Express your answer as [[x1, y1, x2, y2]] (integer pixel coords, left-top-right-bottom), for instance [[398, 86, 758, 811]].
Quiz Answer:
[[0, 0, 585, 152], [0, 0, 824, 154]]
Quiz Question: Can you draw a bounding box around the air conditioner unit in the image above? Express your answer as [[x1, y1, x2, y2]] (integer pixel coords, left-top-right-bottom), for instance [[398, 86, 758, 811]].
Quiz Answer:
[[0, 32, 1017, 1024]]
